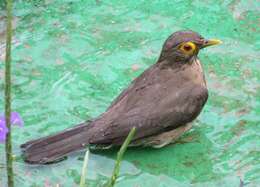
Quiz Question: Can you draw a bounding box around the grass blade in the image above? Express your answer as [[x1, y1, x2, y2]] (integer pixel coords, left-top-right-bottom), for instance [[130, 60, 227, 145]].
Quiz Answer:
[[107, 127, 136, 187], [80, 148, 89, 187]]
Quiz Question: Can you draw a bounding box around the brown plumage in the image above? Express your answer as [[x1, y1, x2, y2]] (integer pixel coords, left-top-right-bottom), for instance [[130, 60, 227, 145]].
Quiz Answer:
[[21, 30, 221, 164]]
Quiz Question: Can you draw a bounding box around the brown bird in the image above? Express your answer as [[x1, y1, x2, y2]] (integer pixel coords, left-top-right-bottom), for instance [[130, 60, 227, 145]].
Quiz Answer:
[[21, 30, 221, 164]]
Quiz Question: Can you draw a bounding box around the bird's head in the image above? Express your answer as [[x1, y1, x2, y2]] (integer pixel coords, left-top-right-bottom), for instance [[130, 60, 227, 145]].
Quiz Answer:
[[158, 30, 222, 65]]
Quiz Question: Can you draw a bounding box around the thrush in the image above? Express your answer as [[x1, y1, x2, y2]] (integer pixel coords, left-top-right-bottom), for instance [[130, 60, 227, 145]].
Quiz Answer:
[[21, 30, 221, 164]]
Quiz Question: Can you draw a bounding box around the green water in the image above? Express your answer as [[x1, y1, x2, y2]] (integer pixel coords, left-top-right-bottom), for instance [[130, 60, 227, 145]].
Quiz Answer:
[[0, 0, 259, 186]]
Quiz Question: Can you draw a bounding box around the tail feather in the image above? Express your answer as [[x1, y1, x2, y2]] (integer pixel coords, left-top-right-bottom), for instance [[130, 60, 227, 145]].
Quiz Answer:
[[21, 123, 92, 164]]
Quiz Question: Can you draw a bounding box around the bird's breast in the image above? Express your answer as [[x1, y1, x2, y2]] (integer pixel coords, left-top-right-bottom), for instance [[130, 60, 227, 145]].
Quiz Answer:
[[179, 58, 207, 88], [193, 58, 207, 87]]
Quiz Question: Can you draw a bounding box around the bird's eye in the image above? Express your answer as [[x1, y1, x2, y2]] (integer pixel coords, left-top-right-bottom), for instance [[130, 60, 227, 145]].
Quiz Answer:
[[183, 44, 192, 51], [180, 42, 196, 54]]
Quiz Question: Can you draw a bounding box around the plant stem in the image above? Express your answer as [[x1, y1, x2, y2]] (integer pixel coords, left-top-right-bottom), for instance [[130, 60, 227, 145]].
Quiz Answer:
[[5, 0, 13, 186], [107, 127, 136, 187], [80, 148, 89, 187]]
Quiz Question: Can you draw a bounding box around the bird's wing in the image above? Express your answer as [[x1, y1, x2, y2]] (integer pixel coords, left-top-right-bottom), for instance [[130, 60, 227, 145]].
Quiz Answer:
[[89, 77, 208, 145], [106, 64, 157, 110]]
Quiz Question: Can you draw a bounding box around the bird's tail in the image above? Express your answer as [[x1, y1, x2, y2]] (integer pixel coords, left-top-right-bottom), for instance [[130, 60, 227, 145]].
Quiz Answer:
[[21, 122, 92, 164]]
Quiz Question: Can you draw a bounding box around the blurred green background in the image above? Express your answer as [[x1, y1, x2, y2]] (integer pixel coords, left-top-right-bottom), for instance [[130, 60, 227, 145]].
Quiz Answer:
[[0, 0, 259, 186]]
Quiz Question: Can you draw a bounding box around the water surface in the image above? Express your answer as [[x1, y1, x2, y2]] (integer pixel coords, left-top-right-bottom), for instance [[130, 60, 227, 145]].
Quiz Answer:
[[0, 0, 259, 186]]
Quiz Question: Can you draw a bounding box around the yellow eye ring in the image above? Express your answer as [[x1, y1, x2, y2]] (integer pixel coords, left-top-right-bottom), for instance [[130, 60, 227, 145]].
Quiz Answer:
[[180, 42, 196, 54]]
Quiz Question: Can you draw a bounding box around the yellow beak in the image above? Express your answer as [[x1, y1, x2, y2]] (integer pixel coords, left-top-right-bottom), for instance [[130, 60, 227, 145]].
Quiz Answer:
[[202, 39, 222, 48]]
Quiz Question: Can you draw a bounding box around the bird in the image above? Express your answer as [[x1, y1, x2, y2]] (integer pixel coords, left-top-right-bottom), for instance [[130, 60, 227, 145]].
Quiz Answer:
[[21, 30, 222, 164]]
